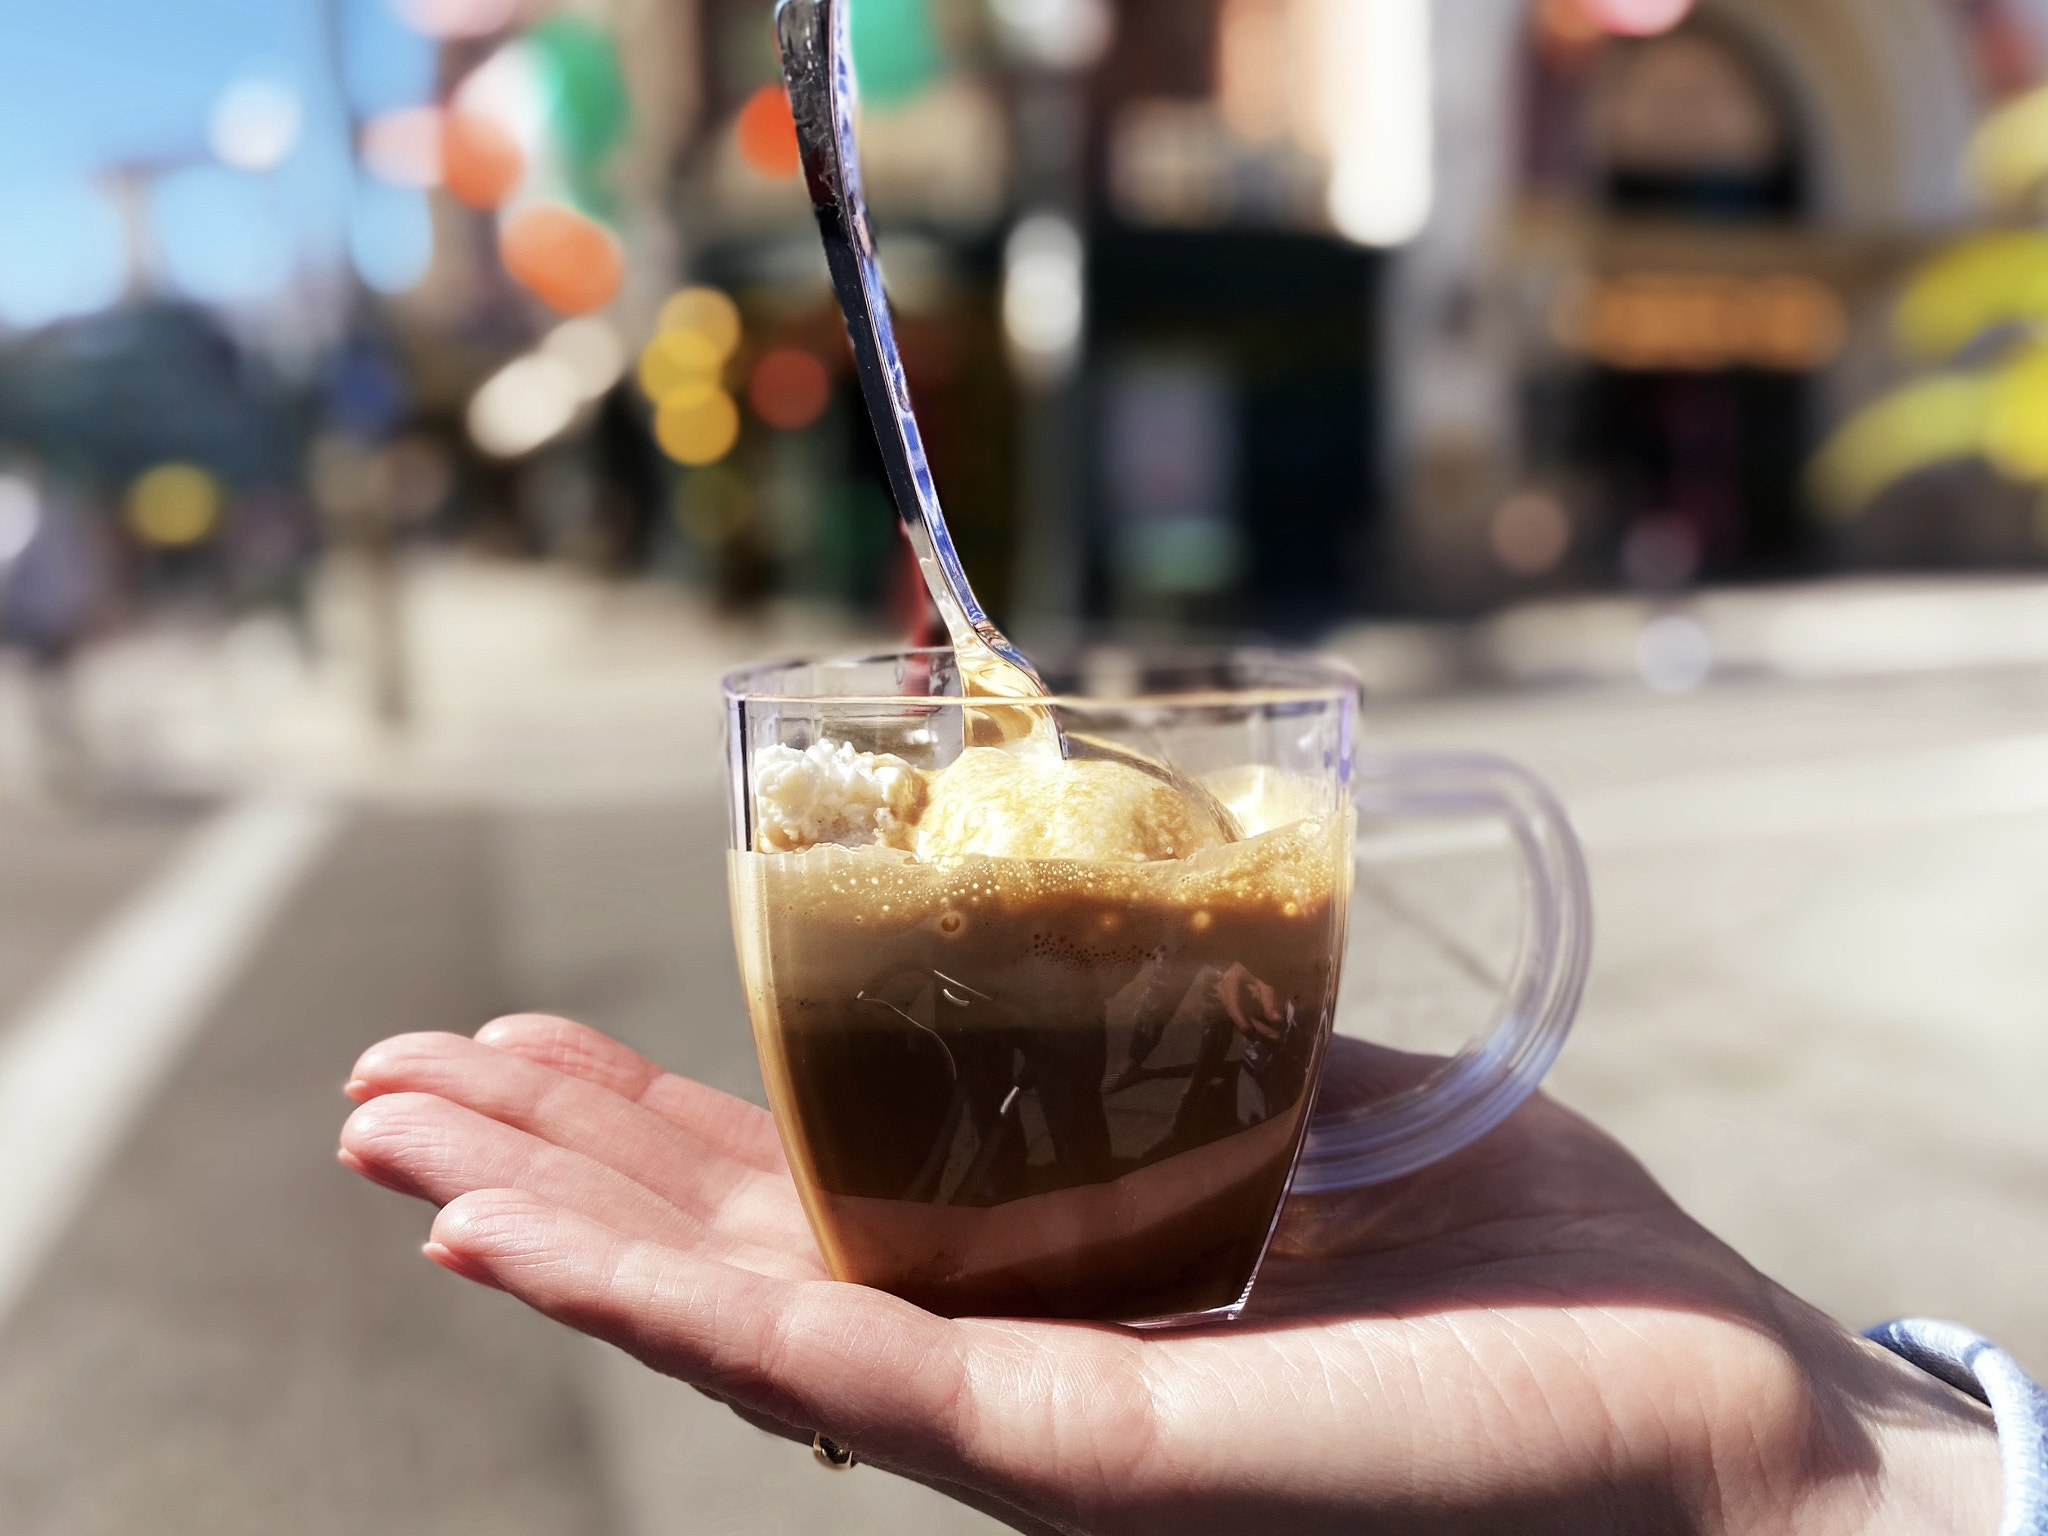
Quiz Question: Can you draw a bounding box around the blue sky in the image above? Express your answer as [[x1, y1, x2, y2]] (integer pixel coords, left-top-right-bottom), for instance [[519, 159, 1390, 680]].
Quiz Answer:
[[0, 0, 438, 327]]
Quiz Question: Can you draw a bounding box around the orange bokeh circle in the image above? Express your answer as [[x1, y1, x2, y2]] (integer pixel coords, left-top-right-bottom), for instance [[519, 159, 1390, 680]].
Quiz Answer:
[[748, 347, 831, 430], [443, 111, 525, 209], [500, 203, 624, 315], [736, 84, 801, 180]]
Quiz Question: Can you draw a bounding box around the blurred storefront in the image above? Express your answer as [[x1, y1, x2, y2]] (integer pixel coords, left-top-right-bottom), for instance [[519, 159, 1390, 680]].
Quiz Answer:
[[1402, 0, 2048, 610]]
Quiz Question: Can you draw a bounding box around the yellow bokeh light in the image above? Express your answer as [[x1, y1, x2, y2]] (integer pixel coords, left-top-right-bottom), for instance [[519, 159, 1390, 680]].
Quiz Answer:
[[1967, 83, 2048, 210], [127, 463, 221, 547], [638, 328, 722, 401], [1985, 342, 2048, 482], [1894, 232, 2048, 362], [654, 383, 741, 465], [656, 285, 742, 359], [1808, 374, 1993, 518]]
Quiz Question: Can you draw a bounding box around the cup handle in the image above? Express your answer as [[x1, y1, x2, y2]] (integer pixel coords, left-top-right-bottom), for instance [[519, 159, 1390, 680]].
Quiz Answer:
[[1290, 752, 1593, 1194]]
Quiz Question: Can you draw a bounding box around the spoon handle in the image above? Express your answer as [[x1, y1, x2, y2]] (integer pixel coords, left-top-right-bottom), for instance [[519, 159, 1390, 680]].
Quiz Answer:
[[775, 0, 1046, 693]]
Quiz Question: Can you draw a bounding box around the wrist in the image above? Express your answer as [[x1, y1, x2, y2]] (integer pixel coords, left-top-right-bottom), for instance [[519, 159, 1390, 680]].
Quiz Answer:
[[1849, 1378, 2002, 1536], [1714, 1323, 2001, 1536]]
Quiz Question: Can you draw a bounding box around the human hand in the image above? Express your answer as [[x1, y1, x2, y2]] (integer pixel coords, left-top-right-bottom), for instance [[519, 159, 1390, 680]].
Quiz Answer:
[[338, 1016, 1998, 1536]]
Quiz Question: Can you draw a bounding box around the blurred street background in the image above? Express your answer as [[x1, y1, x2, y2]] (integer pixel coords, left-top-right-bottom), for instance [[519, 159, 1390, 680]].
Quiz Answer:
[[1, 0, 2047, 1529]]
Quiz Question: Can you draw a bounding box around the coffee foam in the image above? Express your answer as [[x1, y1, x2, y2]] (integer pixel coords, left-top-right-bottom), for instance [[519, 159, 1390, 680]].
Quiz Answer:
[[735, 807, 1347, 935]]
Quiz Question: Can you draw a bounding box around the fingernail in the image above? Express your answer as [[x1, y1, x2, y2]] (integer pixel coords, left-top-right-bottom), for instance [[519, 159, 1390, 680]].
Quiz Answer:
[[342, 1078, 371, 1102], [423, 1241, 505, 1291]]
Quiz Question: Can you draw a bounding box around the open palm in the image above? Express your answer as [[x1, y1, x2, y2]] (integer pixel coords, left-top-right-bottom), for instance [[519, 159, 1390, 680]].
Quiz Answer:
[[338, 1015, 1993, 1536]]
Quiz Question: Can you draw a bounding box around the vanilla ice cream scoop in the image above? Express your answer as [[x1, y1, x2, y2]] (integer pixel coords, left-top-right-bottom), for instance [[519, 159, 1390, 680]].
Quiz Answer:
[[914, 747, 1228, 863], [753, 741, 927, 852]]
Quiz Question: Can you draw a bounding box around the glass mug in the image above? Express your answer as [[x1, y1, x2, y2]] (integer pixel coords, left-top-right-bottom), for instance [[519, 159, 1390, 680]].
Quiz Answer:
[[724, 647, 1591, 1328]]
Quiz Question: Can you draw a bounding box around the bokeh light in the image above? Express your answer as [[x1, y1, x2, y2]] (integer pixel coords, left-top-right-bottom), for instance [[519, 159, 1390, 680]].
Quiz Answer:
[[850, 0, 943, 106], [362, 107, 443, 187], [990, 0, 1113, 70], [467, 354, 583, 457], [637, 331, 721, 401], [1636, 614, 1714, 693], [1811, 375, 1993, 517], [656, 286, 742, 359], [207, 77, 304, 171], [442, 111, 525, 209], [736, 85, 801, 180], [526, 16, 630, 172], [1569, 0, 1696, 38], [1490, 491, 1572, 576], [543, 316, 627, 400], [1321, 0, 1433, 247], [0, 477, 41, 562], [126, 464, 222, 548], [1983, 342, 2048, 481], [391, 0, 522, 40], [639, 284, 745, 463], [654, 382, 741, 465], [1968, 84, 2048, 208], [1536, 0, 1605, 46], [748, 348, 831, 431], [1003, 213, 1084, 382], [498, 202, 623, 314], [1894, 233, 2048, 361]]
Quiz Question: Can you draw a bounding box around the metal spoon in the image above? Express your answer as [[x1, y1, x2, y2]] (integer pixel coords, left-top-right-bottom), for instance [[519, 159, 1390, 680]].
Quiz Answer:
[[776, 0, 1051, 747], [773, 0, 1239, 839]]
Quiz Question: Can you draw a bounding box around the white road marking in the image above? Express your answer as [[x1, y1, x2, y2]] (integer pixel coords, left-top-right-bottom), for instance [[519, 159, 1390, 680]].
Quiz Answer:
[[0, 794, 340, 1330]]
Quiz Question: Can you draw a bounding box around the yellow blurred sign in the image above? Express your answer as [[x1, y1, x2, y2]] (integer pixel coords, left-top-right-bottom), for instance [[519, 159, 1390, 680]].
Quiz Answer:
[[1553, 272, 1845, 373]]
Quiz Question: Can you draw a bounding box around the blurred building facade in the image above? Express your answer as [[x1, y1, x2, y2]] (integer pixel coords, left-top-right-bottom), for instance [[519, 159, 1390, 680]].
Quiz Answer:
[[6, 0, 2048, 666], [654, 0, 2048, 630], [1398, 0, 2048, 612]]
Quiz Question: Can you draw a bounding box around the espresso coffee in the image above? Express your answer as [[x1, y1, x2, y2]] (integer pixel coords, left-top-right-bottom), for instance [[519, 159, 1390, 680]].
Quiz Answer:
[[731, 806, 1348, 1321]]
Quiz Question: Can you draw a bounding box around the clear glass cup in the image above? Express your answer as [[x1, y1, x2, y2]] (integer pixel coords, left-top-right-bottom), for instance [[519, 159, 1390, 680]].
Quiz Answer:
[[724, 646, 1591, 1327]]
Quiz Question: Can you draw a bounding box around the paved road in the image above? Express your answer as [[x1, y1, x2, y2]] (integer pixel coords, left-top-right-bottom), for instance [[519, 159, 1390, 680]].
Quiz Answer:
[[1, 659, 2044, 1533]]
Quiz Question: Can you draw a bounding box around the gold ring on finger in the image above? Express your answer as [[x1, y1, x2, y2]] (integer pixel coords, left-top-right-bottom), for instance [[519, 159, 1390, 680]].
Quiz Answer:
[[811, 1431, 857, 1470]]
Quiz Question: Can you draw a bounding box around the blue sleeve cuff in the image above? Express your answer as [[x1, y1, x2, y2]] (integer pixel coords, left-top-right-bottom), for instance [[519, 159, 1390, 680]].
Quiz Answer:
[[1866, 1319, 2048, 1536]]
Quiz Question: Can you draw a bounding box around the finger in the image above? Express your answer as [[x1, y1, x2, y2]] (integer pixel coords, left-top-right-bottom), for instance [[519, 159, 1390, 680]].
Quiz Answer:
[[473, 1014, 786, 1174], [429, 1189, 983, 1477], [345, 1032, 810, 1255], [434, 1190, 1142, 1533], [341, 1092, 817, 1280]]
